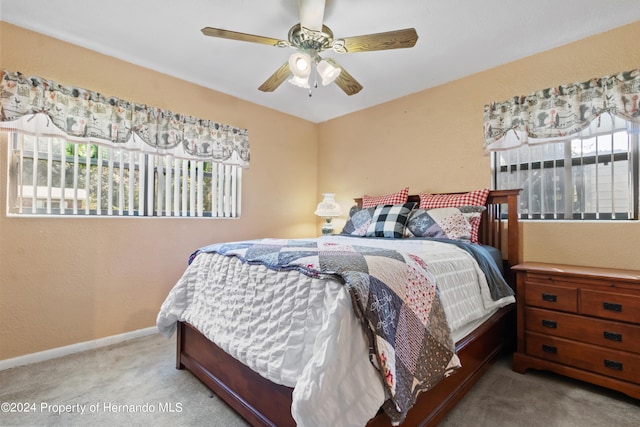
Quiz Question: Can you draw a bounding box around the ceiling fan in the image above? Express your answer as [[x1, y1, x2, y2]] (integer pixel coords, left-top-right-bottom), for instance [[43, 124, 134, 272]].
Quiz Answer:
[[201, 0, 418, 96]]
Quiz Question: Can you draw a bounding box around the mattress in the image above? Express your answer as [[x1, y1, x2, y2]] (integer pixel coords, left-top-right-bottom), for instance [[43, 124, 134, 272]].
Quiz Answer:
[[157, 236, 514, 427]]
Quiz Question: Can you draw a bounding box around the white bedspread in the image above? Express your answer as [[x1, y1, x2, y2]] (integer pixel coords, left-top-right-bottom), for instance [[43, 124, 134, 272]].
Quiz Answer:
[[156, 236, 514, 427]]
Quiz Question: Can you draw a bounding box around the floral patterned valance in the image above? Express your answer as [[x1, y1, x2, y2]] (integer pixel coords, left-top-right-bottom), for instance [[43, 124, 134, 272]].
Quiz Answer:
[[0, 70, 250, 167], [483, 68, 640, 153]]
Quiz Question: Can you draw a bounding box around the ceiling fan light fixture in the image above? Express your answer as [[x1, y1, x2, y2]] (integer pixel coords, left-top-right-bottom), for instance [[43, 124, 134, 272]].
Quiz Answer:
[[316, 58, 341, 86], [288, 52, 312, 88], [288, 74, 311, 88]]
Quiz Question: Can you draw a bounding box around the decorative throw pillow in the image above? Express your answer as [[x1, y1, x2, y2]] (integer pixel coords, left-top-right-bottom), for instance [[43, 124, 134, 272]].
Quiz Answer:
[[365, 202, 416, 238], [405, 207, 472, 241], [362, 187, 409, 208], [458, 205, 486, 241], [418, 189, 490, 243], [340, 205, 376, 236]]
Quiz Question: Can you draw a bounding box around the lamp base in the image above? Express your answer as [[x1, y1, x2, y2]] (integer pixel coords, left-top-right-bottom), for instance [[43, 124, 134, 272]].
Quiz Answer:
[[321, 217, 334, 235]]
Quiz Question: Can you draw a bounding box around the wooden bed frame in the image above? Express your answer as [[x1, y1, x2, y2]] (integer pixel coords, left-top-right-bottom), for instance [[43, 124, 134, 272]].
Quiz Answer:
[[175, 189, 521, 426]]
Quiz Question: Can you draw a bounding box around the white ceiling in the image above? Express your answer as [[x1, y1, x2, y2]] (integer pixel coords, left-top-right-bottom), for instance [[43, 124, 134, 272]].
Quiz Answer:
[[2, 0, 640, 123]]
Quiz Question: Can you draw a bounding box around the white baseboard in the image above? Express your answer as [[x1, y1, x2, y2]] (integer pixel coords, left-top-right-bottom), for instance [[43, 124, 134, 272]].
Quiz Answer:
[[0, 326, 159, 371]]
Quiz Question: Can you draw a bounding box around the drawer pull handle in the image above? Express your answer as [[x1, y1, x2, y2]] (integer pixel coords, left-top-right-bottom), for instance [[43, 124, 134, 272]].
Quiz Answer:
[[603, 302, 622, 312], [541, 319, 557, 328], [603, 331, 622, 342], [542, 293, 557, 302], [604, 359, 623, 371], [542, 344, 557, 354]]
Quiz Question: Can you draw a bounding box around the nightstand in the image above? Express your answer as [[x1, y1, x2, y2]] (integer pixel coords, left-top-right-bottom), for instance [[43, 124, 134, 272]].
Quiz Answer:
[[512, 262, 640, 399]]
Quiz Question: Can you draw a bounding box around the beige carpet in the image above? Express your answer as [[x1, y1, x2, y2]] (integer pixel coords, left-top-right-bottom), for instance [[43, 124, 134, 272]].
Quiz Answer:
[[1, 333, 638, 426]]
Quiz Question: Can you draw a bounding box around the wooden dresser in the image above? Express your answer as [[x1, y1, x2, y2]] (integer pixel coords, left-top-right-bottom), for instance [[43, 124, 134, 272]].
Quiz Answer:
[[512, 262, 640, 399]]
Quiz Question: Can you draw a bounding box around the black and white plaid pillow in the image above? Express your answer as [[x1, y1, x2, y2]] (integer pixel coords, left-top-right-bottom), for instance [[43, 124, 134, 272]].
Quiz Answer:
[[365, 202, 416, 238]]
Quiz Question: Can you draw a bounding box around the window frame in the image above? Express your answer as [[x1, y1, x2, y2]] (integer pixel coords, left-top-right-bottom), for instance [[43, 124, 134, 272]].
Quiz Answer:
[[6, 132, 242, 218], [492, 126, 639, 221]]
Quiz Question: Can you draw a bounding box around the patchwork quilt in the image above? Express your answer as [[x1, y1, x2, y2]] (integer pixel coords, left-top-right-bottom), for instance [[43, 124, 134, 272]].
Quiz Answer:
[[193, 238, 461, 424]]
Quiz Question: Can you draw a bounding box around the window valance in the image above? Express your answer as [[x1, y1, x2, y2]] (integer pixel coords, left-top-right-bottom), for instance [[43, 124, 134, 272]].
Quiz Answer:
[[0, 70, 250, 167], [483, 68, 640, 153]]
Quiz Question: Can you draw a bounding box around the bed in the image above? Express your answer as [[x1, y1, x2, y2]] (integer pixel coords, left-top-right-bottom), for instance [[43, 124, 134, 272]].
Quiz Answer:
[[157, 189, 521, 426]]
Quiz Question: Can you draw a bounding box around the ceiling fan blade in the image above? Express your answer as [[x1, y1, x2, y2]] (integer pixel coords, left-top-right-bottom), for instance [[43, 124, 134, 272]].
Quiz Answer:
[[258, 62, 292, 92], [333, 65, 363, 96], [298, 0, 326, 31], [334, 28, 418, 53], [201, 27, 288, 47]]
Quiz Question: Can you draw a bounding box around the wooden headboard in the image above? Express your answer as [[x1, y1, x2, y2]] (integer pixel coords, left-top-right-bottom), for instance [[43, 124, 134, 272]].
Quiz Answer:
[[354, 189, 521, 284]]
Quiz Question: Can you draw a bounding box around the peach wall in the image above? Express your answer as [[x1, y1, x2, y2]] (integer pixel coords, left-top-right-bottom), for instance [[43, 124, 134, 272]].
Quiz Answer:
[[318, 20, 640, 271], [0, 22, 318, 359]]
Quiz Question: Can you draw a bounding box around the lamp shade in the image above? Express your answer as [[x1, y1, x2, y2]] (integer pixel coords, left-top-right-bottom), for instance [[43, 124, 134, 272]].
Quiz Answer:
[[288, 52, 312, 88], [314, 193, 342, 217], [316, 59, 341, 86]]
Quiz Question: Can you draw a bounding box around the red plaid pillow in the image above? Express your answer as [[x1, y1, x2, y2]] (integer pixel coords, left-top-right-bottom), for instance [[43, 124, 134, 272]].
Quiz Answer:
[[418, 189, 490, 243], [362, 187, 409, 208]]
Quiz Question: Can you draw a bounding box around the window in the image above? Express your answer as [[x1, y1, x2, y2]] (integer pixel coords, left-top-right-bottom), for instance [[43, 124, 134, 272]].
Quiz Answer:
[[7, 133, 241, 217], [1, 70, 249, 218], [493, 116, 639, 220]]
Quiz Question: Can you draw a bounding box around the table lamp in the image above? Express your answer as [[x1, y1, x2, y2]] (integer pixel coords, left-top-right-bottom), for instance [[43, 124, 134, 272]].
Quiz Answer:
[[314, 193, 342, 234]]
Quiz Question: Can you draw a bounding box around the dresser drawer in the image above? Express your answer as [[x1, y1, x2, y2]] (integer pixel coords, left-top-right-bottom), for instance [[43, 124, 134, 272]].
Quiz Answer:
[[524, 282, 577, 313], [526, 307, 640, 353], [525, 332, 640, 383], [581, 289, 640, 323]]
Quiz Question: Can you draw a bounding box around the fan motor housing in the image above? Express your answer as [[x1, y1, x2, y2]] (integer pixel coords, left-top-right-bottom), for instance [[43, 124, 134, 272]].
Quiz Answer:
[[288, 24, 334, 52]]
